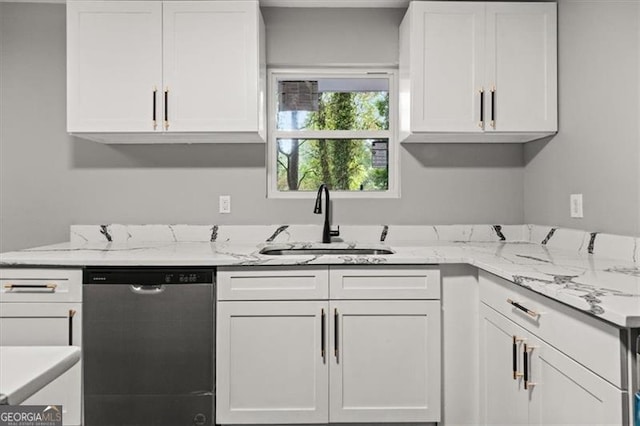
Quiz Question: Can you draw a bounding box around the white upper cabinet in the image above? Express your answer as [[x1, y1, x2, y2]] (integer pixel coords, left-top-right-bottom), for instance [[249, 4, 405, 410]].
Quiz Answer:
[[67, 2, 162, 133], [485, 3, 558, 133], [399, 1, 557, 143], [67, 1, 265, 143]]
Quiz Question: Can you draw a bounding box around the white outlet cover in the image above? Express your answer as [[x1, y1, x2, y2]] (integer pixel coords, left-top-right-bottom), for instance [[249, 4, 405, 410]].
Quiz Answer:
[[570, 194, 583, 218], [219, 195, 231, 214]]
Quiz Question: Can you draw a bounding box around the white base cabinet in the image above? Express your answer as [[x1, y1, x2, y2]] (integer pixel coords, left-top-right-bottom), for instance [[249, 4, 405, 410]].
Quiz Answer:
[[330, 300, 440, 424], [216, 266, 441, 425], [0, 269, 83, 426], [480, 271, 626, 426], [216, 301, 328, 424]]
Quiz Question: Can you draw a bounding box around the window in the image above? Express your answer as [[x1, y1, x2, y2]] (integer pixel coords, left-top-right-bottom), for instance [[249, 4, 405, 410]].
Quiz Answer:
[[268, 70, 398, 198]]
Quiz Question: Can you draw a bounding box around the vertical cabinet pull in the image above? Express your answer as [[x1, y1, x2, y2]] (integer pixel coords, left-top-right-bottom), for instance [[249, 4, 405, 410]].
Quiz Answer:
[[68, 309, 76, 346], [523, 343, 528, 386], [164, 88, 169, 130], [479, 88, 485, 129], [334, 308, 339, 362], [152, 87, 158, 130], [321, 309, 326, 361], [490, 86, 496, 129], [513, 336, 524, 379], [512, 336, 518, 379], [524, 344, 537, 389]]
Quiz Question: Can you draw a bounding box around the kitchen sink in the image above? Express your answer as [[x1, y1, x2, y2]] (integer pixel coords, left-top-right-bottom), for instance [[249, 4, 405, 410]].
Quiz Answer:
[[259, 247, 395, 256]]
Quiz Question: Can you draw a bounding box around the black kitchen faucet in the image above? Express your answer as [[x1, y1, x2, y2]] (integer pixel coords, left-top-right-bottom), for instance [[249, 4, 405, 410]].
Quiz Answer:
[[314, 183, 340, 244]]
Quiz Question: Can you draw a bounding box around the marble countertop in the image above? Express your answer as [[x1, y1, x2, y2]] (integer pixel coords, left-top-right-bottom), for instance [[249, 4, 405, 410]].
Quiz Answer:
[[1, 237, 639, 328], [0, 346, 81, 405]]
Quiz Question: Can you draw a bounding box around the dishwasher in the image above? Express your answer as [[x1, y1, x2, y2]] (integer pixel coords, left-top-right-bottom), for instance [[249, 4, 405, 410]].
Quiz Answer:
[[83, 267, 214, 426]]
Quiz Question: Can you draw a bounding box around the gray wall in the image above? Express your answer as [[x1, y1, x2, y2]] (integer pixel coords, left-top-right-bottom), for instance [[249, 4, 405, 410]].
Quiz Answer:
[[524, 0, 640, 236], [1, 4, 526, 251]]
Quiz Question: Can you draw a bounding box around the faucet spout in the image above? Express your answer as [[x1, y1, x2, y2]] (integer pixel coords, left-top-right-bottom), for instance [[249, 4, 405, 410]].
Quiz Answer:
[[313, 184, 339, 243]]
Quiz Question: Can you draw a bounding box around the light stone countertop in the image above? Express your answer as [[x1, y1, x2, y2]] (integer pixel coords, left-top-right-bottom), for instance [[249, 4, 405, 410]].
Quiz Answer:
[[1, 238, 639, 328], [0, 346, 81, 405]]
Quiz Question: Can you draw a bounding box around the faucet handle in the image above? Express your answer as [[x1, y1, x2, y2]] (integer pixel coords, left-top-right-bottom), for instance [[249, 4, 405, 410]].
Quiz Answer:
[[330, 226, 340, 237]]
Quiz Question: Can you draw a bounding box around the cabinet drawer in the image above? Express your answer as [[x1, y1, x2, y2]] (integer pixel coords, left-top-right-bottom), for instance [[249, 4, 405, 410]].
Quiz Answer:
[[217, 266, 329, 300], [0, 269, 82, 302], [479, 270, 624, 388], [330, 266, 440, 300]]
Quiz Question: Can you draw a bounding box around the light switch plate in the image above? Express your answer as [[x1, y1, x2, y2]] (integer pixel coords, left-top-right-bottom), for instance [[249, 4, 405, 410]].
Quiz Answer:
[[570, 194, 583, 218], [219, 195, 231, 214]]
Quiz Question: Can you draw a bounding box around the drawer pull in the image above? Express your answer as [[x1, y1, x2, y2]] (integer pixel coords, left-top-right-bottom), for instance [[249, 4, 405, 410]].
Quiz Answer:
[[4, 283, 57, 291], [507, 298, 538, 318]]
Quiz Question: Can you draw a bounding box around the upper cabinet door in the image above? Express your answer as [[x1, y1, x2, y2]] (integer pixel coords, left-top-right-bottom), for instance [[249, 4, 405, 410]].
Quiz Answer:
[[407, 2, 485, 133], [162, 1, 261, 133], [485, 3, 557, 132], [67, 1, 162, 132]]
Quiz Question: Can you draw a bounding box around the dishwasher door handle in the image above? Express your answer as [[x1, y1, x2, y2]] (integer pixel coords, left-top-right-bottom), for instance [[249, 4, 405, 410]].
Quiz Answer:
[[130, 284, 166, 295]]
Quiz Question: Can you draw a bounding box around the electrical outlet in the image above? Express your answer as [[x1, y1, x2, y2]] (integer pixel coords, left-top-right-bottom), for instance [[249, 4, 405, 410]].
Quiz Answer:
[[570, 194, 583, 218], [219, 195, 231, 214]]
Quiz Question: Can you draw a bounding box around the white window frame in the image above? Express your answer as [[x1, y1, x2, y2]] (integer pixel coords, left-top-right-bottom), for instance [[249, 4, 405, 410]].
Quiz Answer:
[[267, 68, 400, 199]]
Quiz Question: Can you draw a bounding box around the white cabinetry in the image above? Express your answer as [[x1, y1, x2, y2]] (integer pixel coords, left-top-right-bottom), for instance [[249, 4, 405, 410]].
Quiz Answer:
[[67, 1, 265, 143], [399, 1, 557, 143], [216, 266, 441, 425], [0, 269, 83, 426], [329, 300, 440, 423], [217, 301, 328, 424], [479, 271, 626, 426]]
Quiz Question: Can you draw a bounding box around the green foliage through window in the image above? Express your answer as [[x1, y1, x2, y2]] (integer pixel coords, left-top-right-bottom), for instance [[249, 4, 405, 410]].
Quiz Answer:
[[275, 79, 390, 192]]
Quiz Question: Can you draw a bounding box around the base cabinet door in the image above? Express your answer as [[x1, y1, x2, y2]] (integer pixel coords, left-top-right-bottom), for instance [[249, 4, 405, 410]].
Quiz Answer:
[[528, 338, 625, 426], [480, 304, 528, 425], [216, 301, 328, 424], [481, 303, 625, 426], [329, 300, 441, 423]]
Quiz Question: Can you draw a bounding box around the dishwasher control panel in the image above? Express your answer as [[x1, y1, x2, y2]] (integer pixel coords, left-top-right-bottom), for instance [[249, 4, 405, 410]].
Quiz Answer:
[[83, 268, 214, 285]]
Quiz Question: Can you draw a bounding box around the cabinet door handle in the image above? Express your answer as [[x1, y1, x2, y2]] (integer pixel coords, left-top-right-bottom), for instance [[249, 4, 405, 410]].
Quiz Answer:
[[68, 309, 76, 346], [490, 86, 496, 129], [512, 335, 518, 379], [479, 88, 485, 129], [152, 87, 158, 130], [321, 308, 326, 361], [524, 344, 537, 389], [334, 308, 339, 362], [512, 335, 524, 379], [4, 283, 57, 291], [507, 298, 539, 318], [164, 87, 169, 130], [523, 343, 528, 386]]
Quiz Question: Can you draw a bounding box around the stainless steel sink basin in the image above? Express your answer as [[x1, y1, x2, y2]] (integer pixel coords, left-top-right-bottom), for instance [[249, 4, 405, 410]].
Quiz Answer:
[[259, 247, 394, 256]]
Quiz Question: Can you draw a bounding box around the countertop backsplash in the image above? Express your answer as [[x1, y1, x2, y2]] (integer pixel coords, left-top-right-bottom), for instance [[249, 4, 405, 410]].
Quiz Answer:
[[69, 223, 639, 263]]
